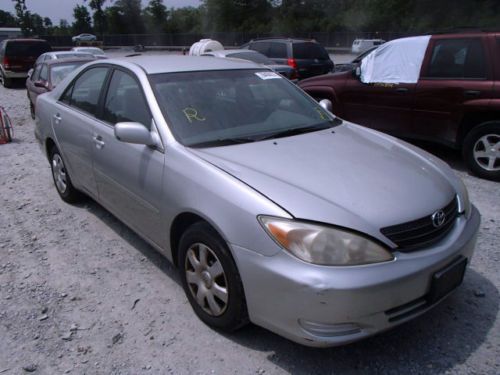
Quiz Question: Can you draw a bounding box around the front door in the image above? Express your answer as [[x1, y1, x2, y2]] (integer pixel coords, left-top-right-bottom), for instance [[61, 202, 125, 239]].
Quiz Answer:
[[341, 77, 415, 137], [414, 37, 494, 146], [91, 68, 165, 246]]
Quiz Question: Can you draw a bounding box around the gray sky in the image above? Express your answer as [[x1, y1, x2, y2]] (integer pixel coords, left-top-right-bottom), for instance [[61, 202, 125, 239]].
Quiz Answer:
[[0, 0, 201, 24]]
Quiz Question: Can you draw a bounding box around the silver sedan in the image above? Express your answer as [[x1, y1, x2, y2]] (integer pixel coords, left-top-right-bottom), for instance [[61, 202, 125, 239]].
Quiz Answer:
[[34, 56, 480, 347]]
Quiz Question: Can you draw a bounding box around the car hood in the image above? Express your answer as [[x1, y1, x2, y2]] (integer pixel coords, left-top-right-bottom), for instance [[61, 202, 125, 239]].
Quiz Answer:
[[188, 123, 456, 244]]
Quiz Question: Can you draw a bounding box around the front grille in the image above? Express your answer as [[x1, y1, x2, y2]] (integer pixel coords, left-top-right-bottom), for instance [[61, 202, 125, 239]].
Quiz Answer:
[[381, 196, 459, 251]]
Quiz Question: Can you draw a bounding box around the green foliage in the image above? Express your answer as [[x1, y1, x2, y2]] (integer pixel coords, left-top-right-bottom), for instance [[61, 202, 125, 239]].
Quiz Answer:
[[0, 10, 17, 27], [72, 4, 92, 34], [11, 0, 500, 37], [143, 0, 169, 33]]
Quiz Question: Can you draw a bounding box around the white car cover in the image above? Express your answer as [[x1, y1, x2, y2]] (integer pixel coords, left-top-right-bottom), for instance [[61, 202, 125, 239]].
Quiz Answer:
[[360, 35, 431, 84]]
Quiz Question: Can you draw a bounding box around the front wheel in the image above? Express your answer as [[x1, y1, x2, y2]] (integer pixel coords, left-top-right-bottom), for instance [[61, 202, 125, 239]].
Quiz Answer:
[[178, 222, 248, 332], [49, 146, 82, 203], [463, 122, 500, 181]]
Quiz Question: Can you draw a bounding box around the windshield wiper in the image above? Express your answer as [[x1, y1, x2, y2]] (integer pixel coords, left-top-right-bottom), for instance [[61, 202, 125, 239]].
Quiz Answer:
[[188, 137, 256, 148], [257, 121, 339, 141]]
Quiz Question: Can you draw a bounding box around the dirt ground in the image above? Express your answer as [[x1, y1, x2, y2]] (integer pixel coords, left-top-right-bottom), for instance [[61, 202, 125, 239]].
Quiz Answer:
[[0, 73, 499, 375]]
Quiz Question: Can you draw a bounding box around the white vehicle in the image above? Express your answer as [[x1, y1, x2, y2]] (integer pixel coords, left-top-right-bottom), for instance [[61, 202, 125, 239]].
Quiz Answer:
[[351, 39, 385, 54], [71, 47, 107, 59], [72, 33, 96, 43]]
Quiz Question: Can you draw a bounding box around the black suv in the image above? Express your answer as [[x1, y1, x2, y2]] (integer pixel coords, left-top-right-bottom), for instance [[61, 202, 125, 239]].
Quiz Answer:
[[242, 38, 334, 80]]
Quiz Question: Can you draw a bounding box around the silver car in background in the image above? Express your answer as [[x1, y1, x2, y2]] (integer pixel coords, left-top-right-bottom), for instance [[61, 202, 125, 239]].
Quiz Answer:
[[34, 56, 480, 347]]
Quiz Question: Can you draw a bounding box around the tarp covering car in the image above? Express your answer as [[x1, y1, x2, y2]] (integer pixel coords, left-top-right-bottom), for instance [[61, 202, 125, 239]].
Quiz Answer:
[[360, 35, 431, 84]]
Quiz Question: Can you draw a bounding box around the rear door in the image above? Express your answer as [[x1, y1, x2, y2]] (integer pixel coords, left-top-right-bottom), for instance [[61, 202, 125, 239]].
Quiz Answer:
[[92, 68, 165, 246], [52, 66, 110, 197], [413, 36, 494, 146]]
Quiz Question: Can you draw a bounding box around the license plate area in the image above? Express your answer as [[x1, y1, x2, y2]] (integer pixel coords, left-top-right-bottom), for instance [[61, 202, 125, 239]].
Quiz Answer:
[[427, 256, 467, 304]]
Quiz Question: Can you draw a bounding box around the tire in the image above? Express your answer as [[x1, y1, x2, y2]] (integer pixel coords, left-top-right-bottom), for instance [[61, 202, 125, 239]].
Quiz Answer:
[[49, 146, 82, 203], [463, 122, 500, 181], [29, 101, 35, 120], [178, 222, 248, 332], [1, 71, 12, 88]]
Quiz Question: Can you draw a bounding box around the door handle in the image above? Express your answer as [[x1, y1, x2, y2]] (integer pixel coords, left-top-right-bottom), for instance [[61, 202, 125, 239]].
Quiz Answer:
[[464, 90, 480, 98], [53, 113, 62, 124], [92, 133, 105, 149], [395, 87, 409, 93]]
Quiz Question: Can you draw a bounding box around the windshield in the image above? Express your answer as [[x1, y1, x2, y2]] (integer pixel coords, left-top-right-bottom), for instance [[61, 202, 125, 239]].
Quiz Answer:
[[227, 52, 272, 65], [50, 62, 86, 86], [150, 69, 337, 147]]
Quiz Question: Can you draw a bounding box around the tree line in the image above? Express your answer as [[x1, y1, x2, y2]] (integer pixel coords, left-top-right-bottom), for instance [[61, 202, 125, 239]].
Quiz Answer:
[[1, 0, 499, 37]]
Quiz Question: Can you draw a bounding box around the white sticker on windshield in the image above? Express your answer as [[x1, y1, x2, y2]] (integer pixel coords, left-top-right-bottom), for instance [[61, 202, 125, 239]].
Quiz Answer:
[[255, 72, 282, 80]]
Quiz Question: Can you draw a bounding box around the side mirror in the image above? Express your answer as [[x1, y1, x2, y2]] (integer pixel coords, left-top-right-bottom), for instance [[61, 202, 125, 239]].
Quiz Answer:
[[34, 80, 48, 89], [352, 66, 361, 79], [114, 122, 160, 147], [27, 68, 33, 79], [319, 99, 333, 113]]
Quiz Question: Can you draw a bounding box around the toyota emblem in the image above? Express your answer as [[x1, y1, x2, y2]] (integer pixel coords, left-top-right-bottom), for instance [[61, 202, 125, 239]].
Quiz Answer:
[[431, 210, 446, 228]]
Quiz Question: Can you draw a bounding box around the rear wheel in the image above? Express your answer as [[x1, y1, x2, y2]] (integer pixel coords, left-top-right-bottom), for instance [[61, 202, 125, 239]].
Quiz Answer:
[[178, 222, 248, 331], [463, 122, 500, 181], [49, 146, 82, 203], [29, 101, 35, 119], [1, 71, 12, 88]]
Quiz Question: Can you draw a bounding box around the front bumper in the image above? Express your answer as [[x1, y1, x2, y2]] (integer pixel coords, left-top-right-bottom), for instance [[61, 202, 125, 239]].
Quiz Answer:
[[231, 205, 480, 347]]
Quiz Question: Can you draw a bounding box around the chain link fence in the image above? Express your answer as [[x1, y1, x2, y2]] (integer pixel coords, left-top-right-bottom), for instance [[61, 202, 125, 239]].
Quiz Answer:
[[41, 31, 415, 49]]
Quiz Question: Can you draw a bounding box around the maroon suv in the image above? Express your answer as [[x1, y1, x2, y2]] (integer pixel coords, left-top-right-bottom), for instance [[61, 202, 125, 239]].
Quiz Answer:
[[299, 32, 500, 181]]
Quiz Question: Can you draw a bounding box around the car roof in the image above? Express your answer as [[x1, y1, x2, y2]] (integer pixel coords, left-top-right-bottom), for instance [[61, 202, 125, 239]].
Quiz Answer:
[[45, 57, 96, 67], [249, 37, 318, 44], [4, 38, 48, 43], [110, 55, 262, 74], [207, 49, 262, 57]]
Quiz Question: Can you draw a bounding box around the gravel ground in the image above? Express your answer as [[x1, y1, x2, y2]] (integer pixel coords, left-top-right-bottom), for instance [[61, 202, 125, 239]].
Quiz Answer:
[[0, 71, 499, 375]]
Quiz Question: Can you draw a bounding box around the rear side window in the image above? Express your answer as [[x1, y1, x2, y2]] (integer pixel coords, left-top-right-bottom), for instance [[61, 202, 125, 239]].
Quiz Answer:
[[62, 67, 108, 115], [5, 41, 51, 57], [250, 42, 271, 55], [268, 42, 287, 58], [102, 69, 151, 127], [427, 38, 487, 79], [293, 42, 329, 60], [39, 64, 48, 81]]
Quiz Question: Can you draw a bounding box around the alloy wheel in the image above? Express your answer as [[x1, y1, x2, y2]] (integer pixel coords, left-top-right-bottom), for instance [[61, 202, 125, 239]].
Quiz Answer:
[[52, 154, 68, 193], [473, 134, 500, 171], [184, 242, 229, 316]]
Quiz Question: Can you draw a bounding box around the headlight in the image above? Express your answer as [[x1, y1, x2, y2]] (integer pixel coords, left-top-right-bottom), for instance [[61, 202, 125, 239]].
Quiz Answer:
[[259, 216, 393, 266], [456, 178, 471, 218]]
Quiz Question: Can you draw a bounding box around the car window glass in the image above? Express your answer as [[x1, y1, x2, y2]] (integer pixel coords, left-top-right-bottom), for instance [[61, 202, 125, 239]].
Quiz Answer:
[[103, 70, 151, 128], [51, 62, 86, 87], [427, 38, 486, 79], [5, 41, 50, 57], [228, 52, 272, 64], [151, 69, 334, 146], [293, 42, 329, 60], [250, 42, 270, 56], [39, 65, 48, 81], [268, 42, 287, 58], [69, 67, 108, 115], [31, 64, 42, 81]]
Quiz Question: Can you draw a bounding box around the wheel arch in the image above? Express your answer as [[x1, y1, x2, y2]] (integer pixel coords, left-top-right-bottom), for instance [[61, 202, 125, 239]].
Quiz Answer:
[[45, 137, 57, 161], [169, 212, 229, 268], [458, 111, 500, 147]]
